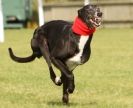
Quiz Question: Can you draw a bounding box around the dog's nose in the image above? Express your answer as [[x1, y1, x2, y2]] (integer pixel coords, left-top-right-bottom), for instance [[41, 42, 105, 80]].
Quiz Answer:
[[97, 12, 102, 17]]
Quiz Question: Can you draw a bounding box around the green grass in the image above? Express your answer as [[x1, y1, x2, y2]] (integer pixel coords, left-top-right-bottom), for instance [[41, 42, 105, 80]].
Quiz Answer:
[[0, 28, 133, 108]]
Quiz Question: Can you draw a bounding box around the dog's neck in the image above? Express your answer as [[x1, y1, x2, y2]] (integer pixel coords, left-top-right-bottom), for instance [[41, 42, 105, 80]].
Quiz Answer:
[[72, 17, 96, 36]]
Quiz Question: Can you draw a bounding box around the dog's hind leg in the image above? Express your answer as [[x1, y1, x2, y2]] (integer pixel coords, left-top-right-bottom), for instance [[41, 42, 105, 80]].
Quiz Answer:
[[37, 37, 61, 86]]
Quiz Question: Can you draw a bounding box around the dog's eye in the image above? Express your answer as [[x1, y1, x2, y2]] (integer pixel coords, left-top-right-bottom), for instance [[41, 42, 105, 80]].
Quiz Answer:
[[86, 11, 94, 18], [97, 12, 102, 17], [87, 15, 92, 19]]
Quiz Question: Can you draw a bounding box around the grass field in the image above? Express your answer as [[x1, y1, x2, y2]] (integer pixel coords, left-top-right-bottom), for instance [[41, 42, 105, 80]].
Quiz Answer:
[[0, 28, 133, 108]]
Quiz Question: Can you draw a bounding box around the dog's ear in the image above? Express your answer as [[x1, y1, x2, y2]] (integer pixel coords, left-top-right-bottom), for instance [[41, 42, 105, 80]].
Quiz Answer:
[[78, 8, 83, 18]]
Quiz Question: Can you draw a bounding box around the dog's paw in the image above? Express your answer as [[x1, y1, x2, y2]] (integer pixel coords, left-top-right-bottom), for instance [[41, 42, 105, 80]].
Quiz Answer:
[[55, 77, 62, 86], [62, 94, 69, 104]]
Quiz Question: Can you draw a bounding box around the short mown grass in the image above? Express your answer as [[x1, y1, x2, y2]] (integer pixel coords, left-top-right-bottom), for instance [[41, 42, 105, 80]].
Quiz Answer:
[[0, 28, 133, 108]]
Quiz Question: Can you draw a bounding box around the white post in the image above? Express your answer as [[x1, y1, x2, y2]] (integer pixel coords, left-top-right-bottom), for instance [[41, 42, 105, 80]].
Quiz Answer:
[[38, 0, 44, 26], [0, 0, 4, 43], [84, 0, 90, 5]]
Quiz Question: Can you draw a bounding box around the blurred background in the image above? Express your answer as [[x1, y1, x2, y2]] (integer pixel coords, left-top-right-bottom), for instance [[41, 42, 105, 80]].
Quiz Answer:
[[0, 1, 133, 107], [1, 0, 133, 29]]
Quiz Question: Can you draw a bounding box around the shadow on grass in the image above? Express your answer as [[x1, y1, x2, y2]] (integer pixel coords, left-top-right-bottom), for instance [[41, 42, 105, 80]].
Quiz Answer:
[[47, 101, 97, 107]]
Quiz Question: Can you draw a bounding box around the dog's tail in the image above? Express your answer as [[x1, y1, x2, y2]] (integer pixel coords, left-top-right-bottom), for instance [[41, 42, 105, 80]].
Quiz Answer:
[[8, 48, 36, 63]]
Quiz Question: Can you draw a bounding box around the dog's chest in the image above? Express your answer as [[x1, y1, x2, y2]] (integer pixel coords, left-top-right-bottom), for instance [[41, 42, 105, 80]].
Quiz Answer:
[[66, 35, 89, 71]]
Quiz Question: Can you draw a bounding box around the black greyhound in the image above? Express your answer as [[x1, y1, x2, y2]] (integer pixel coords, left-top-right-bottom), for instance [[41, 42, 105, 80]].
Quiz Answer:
[[8, 5, 102, 104]]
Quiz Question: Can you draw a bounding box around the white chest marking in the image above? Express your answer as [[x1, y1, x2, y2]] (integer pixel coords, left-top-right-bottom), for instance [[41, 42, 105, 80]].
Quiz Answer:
[[66, 35, 89, 71]]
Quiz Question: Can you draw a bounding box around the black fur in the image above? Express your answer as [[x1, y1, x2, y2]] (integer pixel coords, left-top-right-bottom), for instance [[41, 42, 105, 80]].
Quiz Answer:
[[8, 5, 102, 104]]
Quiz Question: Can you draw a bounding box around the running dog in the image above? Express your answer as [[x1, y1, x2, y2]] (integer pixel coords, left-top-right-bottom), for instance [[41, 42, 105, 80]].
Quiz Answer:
[[8, 4, 102, 104]]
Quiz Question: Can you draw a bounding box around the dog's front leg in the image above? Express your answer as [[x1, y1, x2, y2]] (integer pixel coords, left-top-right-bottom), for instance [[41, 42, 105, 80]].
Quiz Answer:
[[61, 73, 69, 104], [51, 57, 75, 93]]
